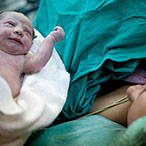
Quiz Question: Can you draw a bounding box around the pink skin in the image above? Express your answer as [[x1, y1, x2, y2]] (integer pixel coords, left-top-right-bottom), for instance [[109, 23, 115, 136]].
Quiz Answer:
[[0, 12, 33, 55], [48, 26, 64, 43], [24, 26, 65, 72], [127, 84, 146, 125], [0, 11, 65, 98]]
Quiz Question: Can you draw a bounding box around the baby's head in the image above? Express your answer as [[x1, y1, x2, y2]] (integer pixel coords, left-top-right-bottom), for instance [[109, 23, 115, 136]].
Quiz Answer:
[[0, 11, 36, 40], [0, 11, 36, 55]]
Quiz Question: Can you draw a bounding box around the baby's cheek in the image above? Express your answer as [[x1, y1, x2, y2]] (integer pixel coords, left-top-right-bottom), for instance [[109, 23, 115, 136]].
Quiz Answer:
[[24, 40, 32, 51]]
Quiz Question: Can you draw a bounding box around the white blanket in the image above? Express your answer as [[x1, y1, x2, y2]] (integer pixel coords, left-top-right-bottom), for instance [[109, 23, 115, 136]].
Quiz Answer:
[[0, 30, 70, 146]]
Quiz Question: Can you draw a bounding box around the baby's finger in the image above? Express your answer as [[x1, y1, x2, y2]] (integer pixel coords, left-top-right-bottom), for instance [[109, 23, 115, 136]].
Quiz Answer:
[[54, 26, 64, 32]]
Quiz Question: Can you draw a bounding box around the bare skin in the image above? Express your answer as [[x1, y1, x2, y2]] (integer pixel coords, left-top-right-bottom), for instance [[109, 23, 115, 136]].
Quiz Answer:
[[127, 84, 146, 125], [90, 84, 146, 127], [0, 11, 65, 98], [89, 85, 131, 126]]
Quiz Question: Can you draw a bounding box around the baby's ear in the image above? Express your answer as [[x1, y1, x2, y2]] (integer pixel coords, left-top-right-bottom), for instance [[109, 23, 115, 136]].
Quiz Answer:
[[32, 29, 37, 40], [30, 29, 44, 53]]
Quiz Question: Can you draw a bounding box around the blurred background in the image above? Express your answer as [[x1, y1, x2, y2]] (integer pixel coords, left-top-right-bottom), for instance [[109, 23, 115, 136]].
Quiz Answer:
[[0, 0, 40, 21]]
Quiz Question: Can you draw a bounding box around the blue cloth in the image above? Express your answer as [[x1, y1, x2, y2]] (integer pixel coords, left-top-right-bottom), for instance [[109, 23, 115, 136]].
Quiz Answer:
[[25, 115, 125, 146], [33, 0, 146, 121]]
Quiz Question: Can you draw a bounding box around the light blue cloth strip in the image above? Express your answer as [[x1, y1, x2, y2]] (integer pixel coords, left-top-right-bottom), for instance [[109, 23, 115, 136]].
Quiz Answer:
[[25, 115, 125, 146]]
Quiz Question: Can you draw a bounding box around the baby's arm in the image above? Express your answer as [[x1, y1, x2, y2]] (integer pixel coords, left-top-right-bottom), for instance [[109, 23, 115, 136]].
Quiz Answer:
[[23, 26, 65, 73]]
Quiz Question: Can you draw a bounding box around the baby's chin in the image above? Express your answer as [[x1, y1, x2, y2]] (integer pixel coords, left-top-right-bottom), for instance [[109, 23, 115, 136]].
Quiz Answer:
[[0, 47, 29, 56], [1, 40, 30, 55]]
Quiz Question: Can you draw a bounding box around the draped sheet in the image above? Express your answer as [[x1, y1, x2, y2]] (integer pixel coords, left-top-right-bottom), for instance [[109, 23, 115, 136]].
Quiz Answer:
[[33, 0, 146, 121]]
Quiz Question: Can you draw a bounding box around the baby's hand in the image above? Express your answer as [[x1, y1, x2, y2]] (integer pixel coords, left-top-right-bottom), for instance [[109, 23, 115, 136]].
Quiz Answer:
[[49, 26, 65, 43]]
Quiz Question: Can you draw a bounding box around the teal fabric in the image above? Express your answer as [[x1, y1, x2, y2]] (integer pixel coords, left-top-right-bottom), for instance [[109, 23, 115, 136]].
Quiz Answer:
[[111, 116, 146, 146], [33, 0, 146, 120], [25, 115, 125, 146]]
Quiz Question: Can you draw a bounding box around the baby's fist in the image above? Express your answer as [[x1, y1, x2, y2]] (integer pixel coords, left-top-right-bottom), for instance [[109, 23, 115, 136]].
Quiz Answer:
[[49, 26, 65, 42]]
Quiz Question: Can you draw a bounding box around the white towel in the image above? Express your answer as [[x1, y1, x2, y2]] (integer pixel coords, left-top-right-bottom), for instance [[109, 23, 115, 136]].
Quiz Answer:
[[0, 30, 70, 146]]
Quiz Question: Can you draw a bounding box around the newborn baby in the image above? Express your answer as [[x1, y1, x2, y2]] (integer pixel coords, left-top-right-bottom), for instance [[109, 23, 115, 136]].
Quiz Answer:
[[0, 11, 64, 98]]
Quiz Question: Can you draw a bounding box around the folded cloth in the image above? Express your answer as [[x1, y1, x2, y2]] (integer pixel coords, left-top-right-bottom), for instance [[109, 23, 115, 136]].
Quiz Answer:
[[0, 29, 70, 146], [122, 68, 146, 84], [34, 0, 146, 121], [111, 116, 146, 146]]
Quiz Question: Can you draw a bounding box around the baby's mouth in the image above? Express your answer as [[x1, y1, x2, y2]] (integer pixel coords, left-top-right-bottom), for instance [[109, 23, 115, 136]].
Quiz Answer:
[[8, 38, 23, 45]]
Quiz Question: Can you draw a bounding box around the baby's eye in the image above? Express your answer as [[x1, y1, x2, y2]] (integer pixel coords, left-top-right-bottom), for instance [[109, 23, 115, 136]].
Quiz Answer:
[[5, 21, 15, 27], [24, 30, 32, 36], [23, 27, 32, 36]]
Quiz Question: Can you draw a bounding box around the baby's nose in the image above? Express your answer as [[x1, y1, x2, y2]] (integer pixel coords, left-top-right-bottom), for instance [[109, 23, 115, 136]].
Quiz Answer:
[[13, 27, 24, 37]]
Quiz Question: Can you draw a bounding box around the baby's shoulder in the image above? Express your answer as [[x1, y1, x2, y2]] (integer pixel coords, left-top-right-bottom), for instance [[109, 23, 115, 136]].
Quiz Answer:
[[0, 50, 24, 67]]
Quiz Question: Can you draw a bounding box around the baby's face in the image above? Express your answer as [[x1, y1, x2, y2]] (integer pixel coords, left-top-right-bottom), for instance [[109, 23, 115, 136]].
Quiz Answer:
[[0, 12, 33, 55]]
